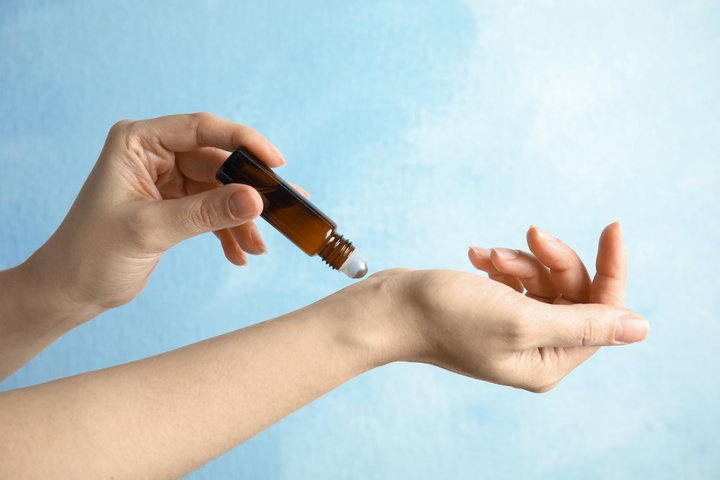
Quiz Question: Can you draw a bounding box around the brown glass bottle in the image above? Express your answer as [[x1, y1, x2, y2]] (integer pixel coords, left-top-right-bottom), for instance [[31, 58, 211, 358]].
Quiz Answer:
[[216, 147, 367, 279]]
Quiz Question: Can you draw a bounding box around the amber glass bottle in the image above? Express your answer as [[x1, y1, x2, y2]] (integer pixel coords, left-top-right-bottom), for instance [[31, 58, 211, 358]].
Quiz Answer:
[[217, 147, 367, 279]]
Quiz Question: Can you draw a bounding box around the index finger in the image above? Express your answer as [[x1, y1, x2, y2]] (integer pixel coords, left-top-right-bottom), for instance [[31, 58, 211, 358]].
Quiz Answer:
[[134, 112, 285, 168]]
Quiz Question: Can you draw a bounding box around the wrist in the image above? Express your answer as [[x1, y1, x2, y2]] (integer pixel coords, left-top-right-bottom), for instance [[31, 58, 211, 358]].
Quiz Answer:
[[0, 260, 102, 380], [318, 270, 426, 370], [17, 252, 105, 331]]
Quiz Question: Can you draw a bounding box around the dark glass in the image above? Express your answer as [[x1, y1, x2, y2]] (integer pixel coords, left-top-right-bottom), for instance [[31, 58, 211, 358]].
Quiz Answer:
[[217, 147, 356, 271]]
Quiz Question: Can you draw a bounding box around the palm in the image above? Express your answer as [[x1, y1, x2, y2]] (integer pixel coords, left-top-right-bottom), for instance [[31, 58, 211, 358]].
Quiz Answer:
[[469, 222, 627, 389]]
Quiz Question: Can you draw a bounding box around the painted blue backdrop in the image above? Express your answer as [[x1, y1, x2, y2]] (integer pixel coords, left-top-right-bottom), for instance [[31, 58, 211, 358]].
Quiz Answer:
[[1, 1, 718, 478]]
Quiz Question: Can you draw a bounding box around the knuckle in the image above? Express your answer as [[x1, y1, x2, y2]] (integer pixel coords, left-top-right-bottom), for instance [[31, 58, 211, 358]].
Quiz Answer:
[[110, 119, 147, 157], [125, 208, 159, 251], [190, 112, 215, 146], [108, 120, 141, 153], [192, 111, 214, 121], [191, 111, 214, 127], [188, 198, 221, 230], [578, 316, 604, 346], [109, 118, 134, 136], [505, 323, 525, 348], [504, 310, 530, 349]]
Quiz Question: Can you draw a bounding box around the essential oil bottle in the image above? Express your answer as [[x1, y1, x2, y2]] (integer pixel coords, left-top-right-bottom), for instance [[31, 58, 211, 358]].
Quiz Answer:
[[217, 147, 368, 279]]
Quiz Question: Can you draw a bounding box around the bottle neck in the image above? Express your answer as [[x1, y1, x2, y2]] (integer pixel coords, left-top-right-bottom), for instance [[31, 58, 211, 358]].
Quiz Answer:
[[317, 233, 354, 271]]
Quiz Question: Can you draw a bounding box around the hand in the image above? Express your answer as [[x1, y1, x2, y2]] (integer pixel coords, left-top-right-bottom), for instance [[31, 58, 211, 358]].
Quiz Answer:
[[25, 113, 286, 320], [344, 222, 649, 392]]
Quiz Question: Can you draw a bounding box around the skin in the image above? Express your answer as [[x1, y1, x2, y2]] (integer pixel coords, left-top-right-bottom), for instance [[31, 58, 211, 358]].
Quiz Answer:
[[0, 113, 649, 479]]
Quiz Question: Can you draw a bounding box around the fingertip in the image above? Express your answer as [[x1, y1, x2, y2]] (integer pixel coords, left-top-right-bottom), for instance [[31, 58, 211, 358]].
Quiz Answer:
[[227, 184, 264, 219], [491, 248, 520, 263], [216, 229, 248, 266], [248, 224, 268, 255], [489, 248, 500, 268], [489, 248, 508, 271], [602, 220, 623, 238], [252, 139, 284, 167], [229, 253, 248, 266], [597, 221, 627, 262], [468, 246, 490, 259], [468, 246, 479, 266], [290, 183, 310, 199], [227, 239, 248, 266], [268, 143, 286, 166], [614, 313, 650, 344], [247, 185, 264, 209], [468, 247, 496, 272], [526, 226, 563, 261], [527, 225, 540, 247], [243, 137, 285, 168], [529, 225, 556, 242]]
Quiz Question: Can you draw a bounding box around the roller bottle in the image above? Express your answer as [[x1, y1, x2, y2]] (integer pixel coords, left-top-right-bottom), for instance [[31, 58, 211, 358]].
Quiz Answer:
[[216, 147, 368, 279]]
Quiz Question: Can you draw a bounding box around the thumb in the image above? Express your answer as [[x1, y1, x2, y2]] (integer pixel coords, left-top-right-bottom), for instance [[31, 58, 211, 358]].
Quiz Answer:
[[527, 301, 650, 347], [143, 184, 263, 250]]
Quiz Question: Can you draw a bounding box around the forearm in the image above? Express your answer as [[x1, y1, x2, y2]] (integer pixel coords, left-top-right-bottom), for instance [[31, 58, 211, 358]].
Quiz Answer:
[[0, 259, 101, 381], [0, 294, 388, 479]]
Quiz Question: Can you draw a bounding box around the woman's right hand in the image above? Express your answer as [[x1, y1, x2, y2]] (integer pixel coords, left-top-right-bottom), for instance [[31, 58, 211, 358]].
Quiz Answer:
[[24, 113, 285, 323], [342, 222, 648, 392]]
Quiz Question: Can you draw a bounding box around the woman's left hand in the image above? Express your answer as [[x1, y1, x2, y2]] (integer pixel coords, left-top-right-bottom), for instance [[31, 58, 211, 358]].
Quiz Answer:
[[466, 221, 633, 387], [336, 221, 648, 393]]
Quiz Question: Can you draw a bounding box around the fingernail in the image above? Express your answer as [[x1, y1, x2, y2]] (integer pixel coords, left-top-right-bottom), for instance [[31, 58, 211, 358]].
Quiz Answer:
[[469, 246, 491, 257], [614, 314, 650, 344], [269, 143, 286, 165], [251, 227, 267, 254], [229, 192, 259, 218], [492, 248, 520, 260], [533, 225, 556, 241]]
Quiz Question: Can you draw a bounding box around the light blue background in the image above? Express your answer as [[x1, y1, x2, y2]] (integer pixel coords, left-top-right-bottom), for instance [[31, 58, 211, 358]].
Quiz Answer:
[[1, 1, 719, 478]]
